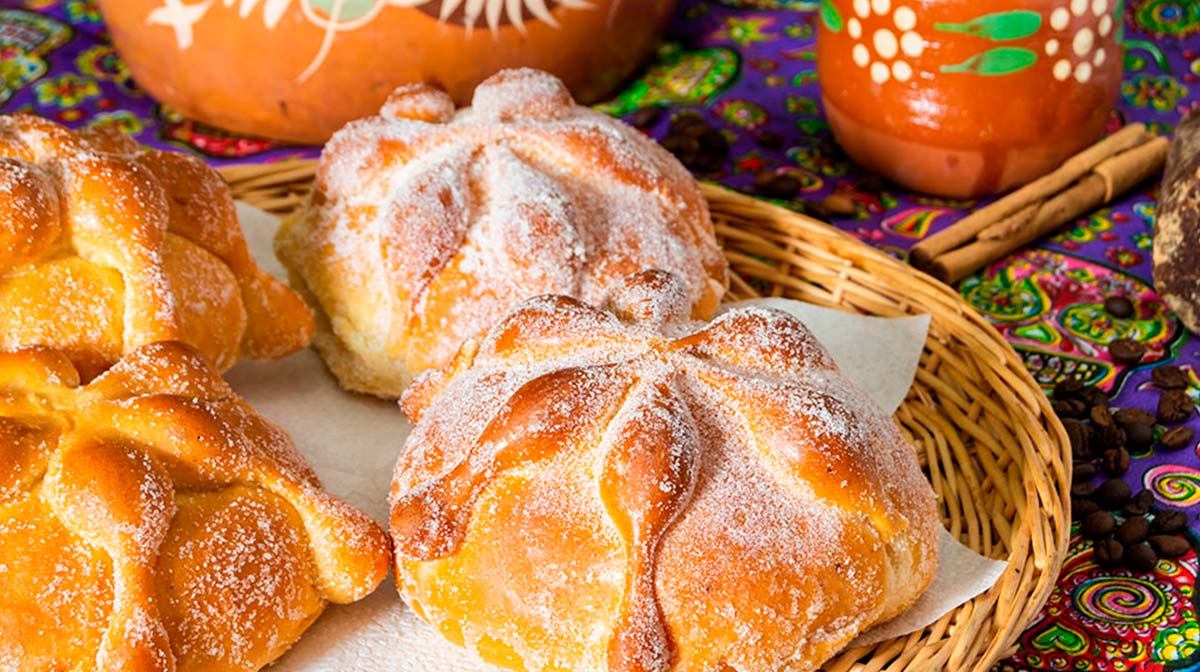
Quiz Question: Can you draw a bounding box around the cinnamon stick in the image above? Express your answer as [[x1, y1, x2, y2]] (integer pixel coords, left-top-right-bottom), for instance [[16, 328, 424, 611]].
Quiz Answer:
[[926, 136, 1169, 283], [910, 123, 1150, 268]]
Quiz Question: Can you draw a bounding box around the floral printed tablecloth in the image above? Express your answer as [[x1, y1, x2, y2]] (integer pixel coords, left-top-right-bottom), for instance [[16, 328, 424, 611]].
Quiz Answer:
[[2, 0, 1198, 669]]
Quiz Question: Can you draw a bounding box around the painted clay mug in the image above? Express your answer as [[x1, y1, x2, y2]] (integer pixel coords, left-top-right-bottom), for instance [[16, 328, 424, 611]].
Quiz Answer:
[[96, 0, 678, 144], [817, 0, 1124, 198]]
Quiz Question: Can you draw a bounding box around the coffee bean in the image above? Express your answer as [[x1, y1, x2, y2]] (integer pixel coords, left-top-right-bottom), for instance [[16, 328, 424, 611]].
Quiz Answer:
[[1073, 498, 1101, 521], [1123, 490, 1155, 516], [698, 128, 729, 155], [1104, 296, 1135, 319], [1151, 509, 1187, 534], [821, 193, 858, 217], [1094, 537, 1124, 568], [1073, 461, 1099, 483], [755, 130, 785, 149], [1124, 542, 1159, 572], [628, 107, 662, 129], [1095, 479, 1132, 510], [1114, 407, 1157, 428], [1080, 387, 1110, 410], [1071, 482, 1097, 498], [1063, 418, 1092, 460], [758, 175, 801, 201], [1109, 338, 1146, 366], [692, 153, 725, 174], [1157, 390, 1195, 424], [669, 114, 708, 136], [801, 199, 831, 220], [1054, 377, 1086, 400], [1082, 510, 1116, 539], [661, 134, 699, 164], [1090, 405, 1115, 428], [1092, 424, 1126, 453], [856, 175, 885, 194], [1102, 447, 1131, 477], [1149, 535, 1189, 559], [1123, 420, 1155, 452], [1152, 365, 1189, 390], [1160, 426, 1195, 451], [1053, 399, 1087, 419], [1114, 516, 1150, 546]]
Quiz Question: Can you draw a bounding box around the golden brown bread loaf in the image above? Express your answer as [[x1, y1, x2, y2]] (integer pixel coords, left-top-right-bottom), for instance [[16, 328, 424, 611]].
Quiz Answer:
[[390, 270, 940, 672], [0, 114, 313, 380], [275, 69, 728, 398], [0, 341, 390, 671]]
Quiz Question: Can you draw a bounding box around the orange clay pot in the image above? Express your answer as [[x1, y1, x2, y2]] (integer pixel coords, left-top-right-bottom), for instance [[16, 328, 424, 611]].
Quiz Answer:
[[817, 0, 1123, 198], [96, 1, 678, 144]]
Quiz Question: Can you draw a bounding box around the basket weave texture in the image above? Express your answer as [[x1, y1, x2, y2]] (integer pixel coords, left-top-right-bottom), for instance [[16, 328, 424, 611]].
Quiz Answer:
[[219, 160, 1071, 672]]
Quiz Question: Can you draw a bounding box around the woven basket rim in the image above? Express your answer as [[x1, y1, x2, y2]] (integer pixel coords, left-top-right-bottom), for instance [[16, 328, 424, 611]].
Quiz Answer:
[[219, 161, 1071, 672]]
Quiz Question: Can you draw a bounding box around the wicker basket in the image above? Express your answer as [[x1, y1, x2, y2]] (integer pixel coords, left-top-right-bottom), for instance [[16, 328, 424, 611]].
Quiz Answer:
[[219, 160, 1071, 672]]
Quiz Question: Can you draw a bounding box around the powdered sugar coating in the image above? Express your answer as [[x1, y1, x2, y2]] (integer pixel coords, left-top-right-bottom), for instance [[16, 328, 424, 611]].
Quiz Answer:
[[390, 271, 940, 672], [0, 114, 313, 380], [276, 68, 728, 398], [0, 342, 390, 671]]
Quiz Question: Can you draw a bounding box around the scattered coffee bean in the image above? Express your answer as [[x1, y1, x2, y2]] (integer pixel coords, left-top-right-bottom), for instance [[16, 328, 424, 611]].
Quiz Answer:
[[1053, 399, 1088, 418], [1080, 386, 1110, 410], [668, 114, 707, 136], [821, 193, 858, 217], [1089, 405, 1115, 428], [1123, 420, 1155, 452], [1104, 296, 1135, 319], [1152, 365, 1189, 390], [754, 130, 785, 149], [1091, 423, 1126, 453], [1151, 509, 1187, 534], [758, 174, 802, 200], [1123, 490, 1155, 517], [1063, 419, 1092, 460], [801, 199, 831, 220], [661, 134, 699, 164], [698, 127, 729, 154], [1081, 510, 1116, 539], [1073, 498, 1101, 521], [1157, 390, 1195, 424], [1102, 447, 1131, 477], [1149, 535, 1189, 559], [1114, 407, 1157, 428], [1071, 482, 1097, 498], [1109, 338, 1147, 366], [1094, 537, 1124, 568], [1095, 479, 1132, 510], [856, 175, 885, 194], [1073, 461, 1099, 483], [1160, 426, 1195, 451], [1054, 377, 1086, 400], [1124, 542, 1159, 572], [1114, 516, 1150, 546], [628, 107, 662, 129]]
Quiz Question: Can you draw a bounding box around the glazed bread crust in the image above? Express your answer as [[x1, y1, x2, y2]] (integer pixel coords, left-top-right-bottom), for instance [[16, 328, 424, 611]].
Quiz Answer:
[[0, 114, 313, 380], [0, 342, 390, 672], [390, 270, 939, 672], [276, 69, 728, 398]]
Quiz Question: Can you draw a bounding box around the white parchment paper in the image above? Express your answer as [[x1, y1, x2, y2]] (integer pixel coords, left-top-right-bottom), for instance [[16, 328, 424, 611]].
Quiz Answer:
[[229, 203, 1007, 671]]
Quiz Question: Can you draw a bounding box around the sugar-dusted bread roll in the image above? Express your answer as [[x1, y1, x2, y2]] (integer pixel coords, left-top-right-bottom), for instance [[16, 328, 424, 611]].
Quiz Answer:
[[0, 342, 389, 672], [390, 270, 940, 672], [0, 114, 313, 380], [276, 69, 728, 398]]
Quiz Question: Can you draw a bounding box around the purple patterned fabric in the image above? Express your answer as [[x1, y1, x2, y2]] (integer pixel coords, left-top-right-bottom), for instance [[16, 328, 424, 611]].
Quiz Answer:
[[1, 0, 1198, 669]]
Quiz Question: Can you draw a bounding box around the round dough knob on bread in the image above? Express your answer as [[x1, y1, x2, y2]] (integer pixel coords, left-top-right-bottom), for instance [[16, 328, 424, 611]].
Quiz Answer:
[[390, 270, 940, 672], [275, 69, 728, 398]]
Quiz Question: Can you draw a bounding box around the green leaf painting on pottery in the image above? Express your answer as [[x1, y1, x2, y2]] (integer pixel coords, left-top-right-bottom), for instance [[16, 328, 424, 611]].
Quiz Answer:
[[307, 0, 378, 22], [820, 0, 843, 32], [941, 47, 1038, 76], [934, 10, 1042, 40]]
